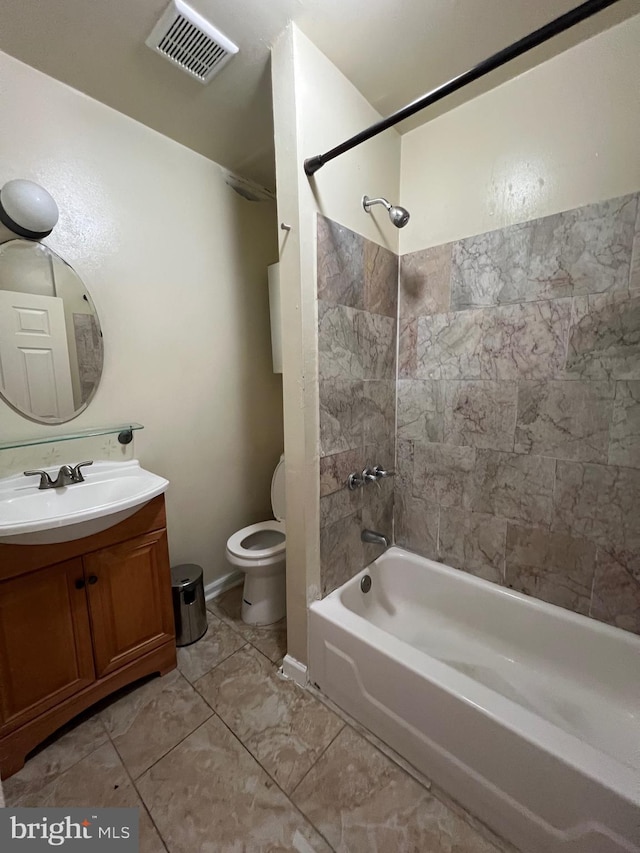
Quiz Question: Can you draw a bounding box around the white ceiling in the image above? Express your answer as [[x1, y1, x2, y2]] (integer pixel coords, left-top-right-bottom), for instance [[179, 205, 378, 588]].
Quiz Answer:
[[0, 0, 638, 190]]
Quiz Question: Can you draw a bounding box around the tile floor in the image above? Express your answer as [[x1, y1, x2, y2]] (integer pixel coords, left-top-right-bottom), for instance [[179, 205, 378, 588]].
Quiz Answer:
[[3, 586, 515, 852]]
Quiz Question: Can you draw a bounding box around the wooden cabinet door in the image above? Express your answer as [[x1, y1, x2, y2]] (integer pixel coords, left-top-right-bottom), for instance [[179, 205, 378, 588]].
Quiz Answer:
[[0, 558, 95, 735], [84, 530, 175, 678]]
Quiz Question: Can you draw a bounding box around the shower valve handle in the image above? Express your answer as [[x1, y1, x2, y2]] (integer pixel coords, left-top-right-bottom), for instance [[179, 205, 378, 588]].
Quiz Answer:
[[347, 472, 364, 490]]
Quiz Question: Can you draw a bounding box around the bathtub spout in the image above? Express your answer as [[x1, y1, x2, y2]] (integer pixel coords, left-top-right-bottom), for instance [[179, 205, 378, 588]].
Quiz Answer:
[[361, 529, 390, 548]]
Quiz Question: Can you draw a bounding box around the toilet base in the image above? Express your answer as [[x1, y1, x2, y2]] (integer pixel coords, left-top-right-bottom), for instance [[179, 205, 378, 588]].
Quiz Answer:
[[241, 569, 286, 625]]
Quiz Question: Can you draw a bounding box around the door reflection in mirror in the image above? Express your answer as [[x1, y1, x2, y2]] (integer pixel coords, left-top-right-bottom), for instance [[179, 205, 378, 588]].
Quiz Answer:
[[0, 240, 103, 423]]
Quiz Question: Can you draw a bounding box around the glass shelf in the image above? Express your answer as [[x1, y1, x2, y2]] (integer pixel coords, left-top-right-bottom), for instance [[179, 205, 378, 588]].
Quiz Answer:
[[0, 423, 144, 451]]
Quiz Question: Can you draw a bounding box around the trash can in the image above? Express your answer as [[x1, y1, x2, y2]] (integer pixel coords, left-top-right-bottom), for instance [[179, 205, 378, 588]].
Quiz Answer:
[[170, 564, 208, 647]]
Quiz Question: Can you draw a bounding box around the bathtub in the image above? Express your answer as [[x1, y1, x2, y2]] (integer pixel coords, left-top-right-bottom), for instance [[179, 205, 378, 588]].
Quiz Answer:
[[308, 547, 640, 853]]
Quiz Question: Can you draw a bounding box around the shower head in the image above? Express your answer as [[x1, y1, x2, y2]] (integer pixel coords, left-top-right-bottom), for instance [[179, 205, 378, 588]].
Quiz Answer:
[[362, 195, 410, 228]]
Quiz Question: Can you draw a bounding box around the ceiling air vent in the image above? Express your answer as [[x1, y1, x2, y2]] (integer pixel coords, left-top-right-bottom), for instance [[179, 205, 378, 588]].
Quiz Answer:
[[146, 0, 239, 84]]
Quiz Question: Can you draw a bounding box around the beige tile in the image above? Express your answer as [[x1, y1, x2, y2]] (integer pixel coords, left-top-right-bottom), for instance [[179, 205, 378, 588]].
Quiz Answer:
[[3, 714, 108, 805], [609, 380, 640, 469], [137, 714, 332, 853], [100, 669, 212, 779], [292, 726, 501, 853], [195, 646, 344, 794], [320, 448, 362, 497], [306, 685, 433, 793], [400, 243, 452, 319], [364, 239, 398, 319], [590, 550, 640, 635], [10, 741, 166, 853], [429, 783, 522, 853], [208, 586, 287, 663], [439, 508, 507, 584], [177, 610, 245, 683], [505, 524, 596, 616]]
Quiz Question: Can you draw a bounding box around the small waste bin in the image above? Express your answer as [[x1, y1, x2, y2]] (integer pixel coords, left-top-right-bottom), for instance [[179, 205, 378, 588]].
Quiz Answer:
[[171, 563, 208, 647]]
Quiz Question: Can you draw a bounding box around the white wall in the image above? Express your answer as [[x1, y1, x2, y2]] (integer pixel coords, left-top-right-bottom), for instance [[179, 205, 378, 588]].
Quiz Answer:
[[400, 13, 640, 254], [272, 24, 400, 663], [0, 50, 283, 586]]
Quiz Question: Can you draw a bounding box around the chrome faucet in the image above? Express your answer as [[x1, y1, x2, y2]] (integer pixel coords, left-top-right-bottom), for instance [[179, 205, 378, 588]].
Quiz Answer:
[[24, 461, 93, 490], [361, 529, 390, 548]]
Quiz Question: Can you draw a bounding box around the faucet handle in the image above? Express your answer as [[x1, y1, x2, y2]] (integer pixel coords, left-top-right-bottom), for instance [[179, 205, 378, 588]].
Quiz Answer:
[[24, 470, 54, 490], [372, 465, 394, 479], [362, 468, 378, 484], [71, 461, 93, 482], [347, 471, 364, 490]]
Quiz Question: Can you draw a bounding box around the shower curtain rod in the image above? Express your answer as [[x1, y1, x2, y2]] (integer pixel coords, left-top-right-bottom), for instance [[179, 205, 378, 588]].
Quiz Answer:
[[304, 0, 622, 177]]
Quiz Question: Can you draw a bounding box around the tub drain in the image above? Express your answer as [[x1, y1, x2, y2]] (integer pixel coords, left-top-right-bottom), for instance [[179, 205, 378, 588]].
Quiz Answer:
[[360, 575, 372, 593]]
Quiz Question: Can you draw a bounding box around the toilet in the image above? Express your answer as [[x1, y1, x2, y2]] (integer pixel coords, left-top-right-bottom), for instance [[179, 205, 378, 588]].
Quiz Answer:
[[225, 454, 286, 625]]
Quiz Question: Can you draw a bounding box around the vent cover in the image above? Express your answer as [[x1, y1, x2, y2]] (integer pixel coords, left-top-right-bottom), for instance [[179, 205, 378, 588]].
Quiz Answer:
[[146, 0, 239, 84]]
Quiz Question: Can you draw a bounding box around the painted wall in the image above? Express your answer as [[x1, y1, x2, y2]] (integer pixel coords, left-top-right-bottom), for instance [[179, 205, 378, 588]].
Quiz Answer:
[[271, 24, 400, 663], [0, 50, 283, 587], [400, 13, 640, 253]]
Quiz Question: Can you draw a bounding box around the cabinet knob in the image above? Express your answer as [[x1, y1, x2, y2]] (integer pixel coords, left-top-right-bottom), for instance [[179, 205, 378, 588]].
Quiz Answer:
[[87, 575, 99, 585], [75, 579, 86, 590]]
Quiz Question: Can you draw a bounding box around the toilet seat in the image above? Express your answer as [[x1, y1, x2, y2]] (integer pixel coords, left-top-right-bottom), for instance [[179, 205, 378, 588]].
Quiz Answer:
[[226, 519, 286, 560]]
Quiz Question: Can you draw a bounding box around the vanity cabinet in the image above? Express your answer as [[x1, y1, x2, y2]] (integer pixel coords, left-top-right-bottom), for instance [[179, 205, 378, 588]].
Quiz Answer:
[[0, 495, 176, 779]]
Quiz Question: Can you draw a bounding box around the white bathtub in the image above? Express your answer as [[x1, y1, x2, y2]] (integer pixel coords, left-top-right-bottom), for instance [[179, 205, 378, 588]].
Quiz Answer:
[[309, 547, 640, 853]]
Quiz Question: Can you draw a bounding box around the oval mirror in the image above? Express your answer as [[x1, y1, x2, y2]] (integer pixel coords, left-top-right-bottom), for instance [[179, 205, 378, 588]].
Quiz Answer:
[[0, 239, 103, 424]]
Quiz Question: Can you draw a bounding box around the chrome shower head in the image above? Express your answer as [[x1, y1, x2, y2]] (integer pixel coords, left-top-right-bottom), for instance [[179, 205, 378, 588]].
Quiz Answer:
[[362, 195, 410, 229]]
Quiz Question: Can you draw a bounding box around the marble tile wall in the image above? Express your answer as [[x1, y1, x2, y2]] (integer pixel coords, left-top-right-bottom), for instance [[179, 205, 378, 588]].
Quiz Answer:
[[317, 215, 397, 596], [397, 192, 640, 634]]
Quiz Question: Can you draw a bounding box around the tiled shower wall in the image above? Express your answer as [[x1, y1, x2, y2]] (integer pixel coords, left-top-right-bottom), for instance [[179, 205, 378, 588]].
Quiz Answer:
[[317, 216, 397, 596], [317, 194, 640, 635], [397, 193, 640, 635]]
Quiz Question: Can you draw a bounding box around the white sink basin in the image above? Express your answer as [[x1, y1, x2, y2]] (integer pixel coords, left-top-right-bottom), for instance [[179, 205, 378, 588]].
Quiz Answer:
[[0, 460, 169, 545]]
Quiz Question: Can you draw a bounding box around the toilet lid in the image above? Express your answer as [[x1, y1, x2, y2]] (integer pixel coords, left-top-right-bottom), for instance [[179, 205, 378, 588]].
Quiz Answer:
[[271, 454, 285, 521]]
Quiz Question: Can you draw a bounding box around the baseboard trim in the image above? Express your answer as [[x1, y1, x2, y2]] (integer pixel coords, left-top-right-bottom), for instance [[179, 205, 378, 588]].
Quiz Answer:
[[204, 571, 243, 601], [281, 654, 308, 687]]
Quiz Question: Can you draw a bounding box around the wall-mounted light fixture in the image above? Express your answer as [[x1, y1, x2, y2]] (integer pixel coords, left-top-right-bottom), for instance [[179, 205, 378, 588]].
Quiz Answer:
[[0, 179, 59, 240]]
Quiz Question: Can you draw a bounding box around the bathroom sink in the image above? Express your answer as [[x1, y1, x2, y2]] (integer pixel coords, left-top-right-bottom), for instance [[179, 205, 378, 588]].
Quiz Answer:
[[0, 460, 169, 545]]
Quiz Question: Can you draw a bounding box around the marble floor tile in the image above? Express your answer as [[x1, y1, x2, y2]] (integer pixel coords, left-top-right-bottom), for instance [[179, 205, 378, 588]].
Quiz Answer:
[[3, 714, 109, 805], [194, 646, 344, 794], [207, 585, 287, 663], [305, 685, 434, 794], [100, 669, 212, 779], [291, 726, 501, 853], [10, 741, 166, 853], [137, 714, 332, 853], [177, 609, 246, 683]]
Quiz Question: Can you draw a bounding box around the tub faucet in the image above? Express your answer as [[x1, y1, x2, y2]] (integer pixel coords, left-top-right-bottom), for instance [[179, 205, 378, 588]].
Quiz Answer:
[[361, 529, 390, 548]]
